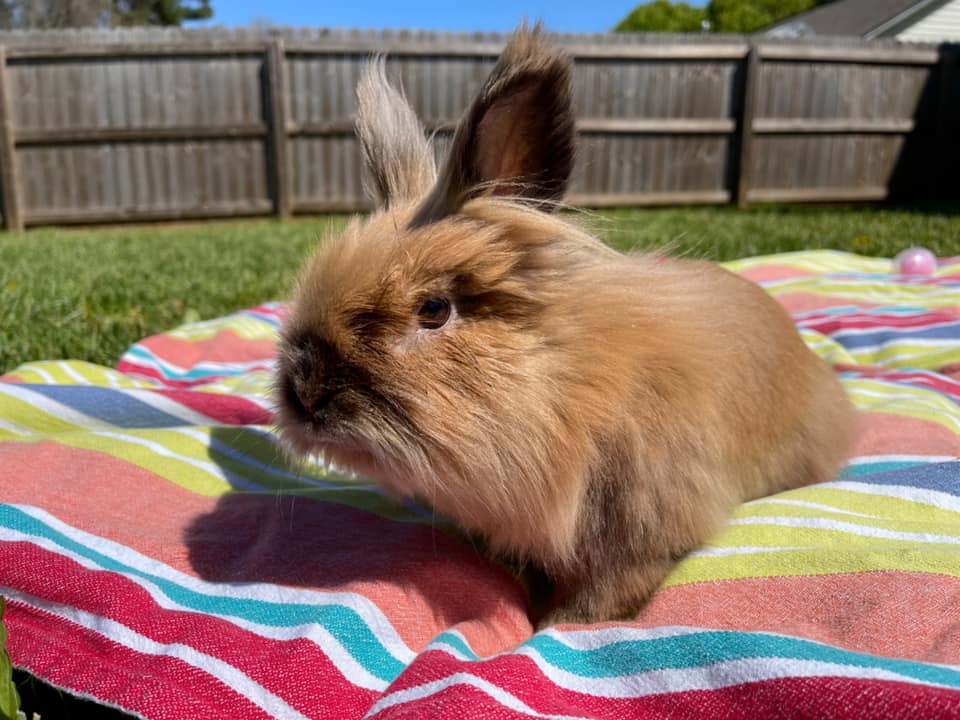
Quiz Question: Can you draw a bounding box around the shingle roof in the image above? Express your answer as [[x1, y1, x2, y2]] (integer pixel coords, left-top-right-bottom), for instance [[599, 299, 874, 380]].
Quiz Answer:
[[763, 0, 953, 38]]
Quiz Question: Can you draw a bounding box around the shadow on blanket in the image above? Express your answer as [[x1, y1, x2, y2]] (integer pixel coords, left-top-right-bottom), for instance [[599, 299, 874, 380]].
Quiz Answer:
[[184, 427, 530, 635]]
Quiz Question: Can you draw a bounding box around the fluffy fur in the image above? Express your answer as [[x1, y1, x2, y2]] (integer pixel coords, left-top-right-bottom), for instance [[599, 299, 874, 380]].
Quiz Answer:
[[275, 26, 856, 626]]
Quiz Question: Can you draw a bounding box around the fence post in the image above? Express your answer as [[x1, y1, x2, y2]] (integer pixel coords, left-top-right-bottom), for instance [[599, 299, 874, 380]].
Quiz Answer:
[[265, 38, 291, 219], [735, 44, 759, 210], [0, 47, 23, 231]]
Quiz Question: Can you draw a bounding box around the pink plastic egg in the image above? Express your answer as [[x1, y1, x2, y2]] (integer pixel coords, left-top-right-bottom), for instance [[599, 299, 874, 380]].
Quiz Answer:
[[893, 247, 937, 276]]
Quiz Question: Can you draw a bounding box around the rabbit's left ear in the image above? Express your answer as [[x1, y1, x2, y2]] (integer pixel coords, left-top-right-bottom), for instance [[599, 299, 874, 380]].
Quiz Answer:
[[356, 58, 437, 207], [411, 25, 575, 227]]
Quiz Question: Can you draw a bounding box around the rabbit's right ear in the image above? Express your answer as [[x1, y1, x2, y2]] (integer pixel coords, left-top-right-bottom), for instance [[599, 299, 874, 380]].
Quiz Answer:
[[356, 58, 437, 207], [411, 25, 575, 227]]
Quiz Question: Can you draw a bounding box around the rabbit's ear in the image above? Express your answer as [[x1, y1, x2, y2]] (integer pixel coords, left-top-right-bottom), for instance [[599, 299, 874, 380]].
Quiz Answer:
[[355, 58, 437, 207], [411, 24, 575, 227]]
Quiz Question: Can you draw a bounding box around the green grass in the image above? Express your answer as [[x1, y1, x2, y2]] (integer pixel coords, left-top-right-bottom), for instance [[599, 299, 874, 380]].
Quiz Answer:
[[3, 205, 960, 374]]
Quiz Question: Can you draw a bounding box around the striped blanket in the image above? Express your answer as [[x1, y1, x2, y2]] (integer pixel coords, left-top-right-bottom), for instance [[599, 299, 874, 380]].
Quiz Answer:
[[2, 250, 959, 719]]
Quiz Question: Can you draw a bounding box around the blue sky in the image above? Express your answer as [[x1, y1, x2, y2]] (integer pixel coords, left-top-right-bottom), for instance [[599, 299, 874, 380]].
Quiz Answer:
[[196, 0, 708, 34]]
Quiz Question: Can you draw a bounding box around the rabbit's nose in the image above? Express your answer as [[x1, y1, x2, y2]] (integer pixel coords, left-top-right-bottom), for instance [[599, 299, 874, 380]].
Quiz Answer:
[[297, 384, 337, 419]]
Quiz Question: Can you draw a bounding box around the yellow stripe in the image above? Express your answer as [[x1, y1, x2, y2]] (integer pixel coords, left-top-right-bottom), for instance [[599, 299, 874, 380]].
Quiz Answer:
[[5, 361, 155, 388], [664, 547, 960, 586], [0, 394, 87, 435], [725, 251, 891, 275], [842, 378, 960, 430], [746, 487, 960, 526], [847, 345, 960, 370], [713, 521, 960, 551], [764, 278, 960, 309], [164, 315, 278, 342]]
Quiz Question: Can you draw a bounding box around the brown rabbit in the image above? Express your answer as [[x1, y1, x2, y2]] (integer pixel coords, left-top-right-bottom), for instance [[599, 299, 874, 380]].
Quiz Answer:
[[274, 26, 855, 626]]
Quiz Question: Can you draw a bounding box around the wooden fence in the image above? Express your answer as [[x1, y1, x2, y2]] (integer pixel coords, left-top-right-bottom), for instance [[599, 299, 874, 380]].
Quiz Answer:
[[0, 27, 956, 230]]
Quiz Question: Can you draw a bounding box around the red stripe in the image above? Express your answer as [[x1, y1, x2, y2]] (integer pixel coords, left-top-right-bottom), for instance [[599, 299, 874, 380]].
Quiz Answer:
[[634, 572, 960, 663], [739, 266, 820, 283], [151, 388, 272, 425], [854, 411, 960, 456], [6, 600, 274, 720], [2, 542, 377, 720], [797, 312, 959, 333], [129, 330, 276, 368]]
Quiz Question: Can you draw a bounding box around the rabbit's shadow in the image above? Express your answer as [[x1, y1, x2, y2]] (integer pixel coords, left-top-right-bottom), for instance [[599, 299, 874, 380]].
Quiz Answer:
[[184, 426, 527, 632]]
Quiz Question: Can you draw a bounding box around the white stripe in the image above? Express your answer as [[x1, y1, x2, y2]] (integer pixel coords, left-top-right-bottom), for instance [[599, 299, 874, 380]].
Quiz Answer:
[[56, 361, 91, 385], [744, 497, 877, 518], [428, 626, 711, 663], [909, 377, 960, 392], [545, 626, 713, 650], [23, 365, 56, 383], [827, 480, 960, 515], [847, 455, 958, 466], [0, 417, 32, 435], [87, 429, 263, 490], [509, 648, 956, 699], [7, 506, 416, 665], [363, 672, 590, 720], [1, 588, 312, 720], [729, 515, 960, 545], [102, 368, 126, 389], [687, 545, 818, 559]]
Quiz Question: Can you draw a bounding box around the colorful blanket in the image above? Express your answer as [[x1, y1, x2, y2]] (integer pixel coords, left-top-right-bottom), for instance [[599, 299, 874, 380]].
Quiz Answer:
[[2, 250, 960, 719]]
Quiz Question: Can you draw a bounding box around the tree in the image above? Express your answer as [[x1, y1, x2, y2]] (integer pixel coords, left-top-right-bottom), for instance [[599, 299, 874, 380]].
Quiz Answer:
[[707, 0, 831, 33], [614, 0, 836, 33], [113, 0, 212, 26], [0, 0, 213, 29], [615, 0, 706, 32]]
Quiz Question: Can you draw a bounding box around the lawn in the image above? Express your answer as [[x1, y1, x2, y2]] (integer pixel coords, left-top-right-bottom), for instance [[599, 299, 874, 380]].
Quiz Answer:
[[3, 204, 960, 375]]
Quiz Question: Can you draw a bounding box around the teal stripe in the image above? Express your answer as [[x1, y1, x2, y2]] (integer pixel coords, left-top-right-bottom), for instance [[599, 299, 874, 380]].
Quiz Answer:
[[841, 461, 931, 477], [520, 632, 960, 688], [0, 504, 406, 682], [444, 629, 960, 689], [429, 631, 475, 658]]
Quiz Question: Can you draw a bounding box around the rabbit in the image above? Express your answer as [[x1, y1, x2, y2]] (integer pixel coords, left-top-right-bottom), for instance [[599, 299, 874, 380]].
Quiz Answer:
[[274, 26, 856, 627]]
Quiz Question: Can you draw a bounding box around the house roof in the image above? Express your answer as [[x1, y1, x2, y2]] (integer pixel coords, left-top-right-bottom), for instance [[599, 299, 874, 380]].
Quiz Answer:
[[764, 0, 954, 38]]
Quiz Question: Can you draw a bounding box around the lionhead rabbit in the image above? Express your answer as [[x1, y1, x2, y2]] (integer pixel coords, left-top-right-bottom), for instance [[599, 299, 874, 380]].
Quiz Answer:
[[275, 26, 855, 626]]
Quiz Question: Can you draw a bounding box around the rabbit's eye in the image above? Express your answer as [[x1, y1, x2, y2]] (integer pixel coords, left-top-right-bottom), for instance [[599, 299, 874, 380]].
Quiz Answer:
[[417, 297, 451, 329]]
